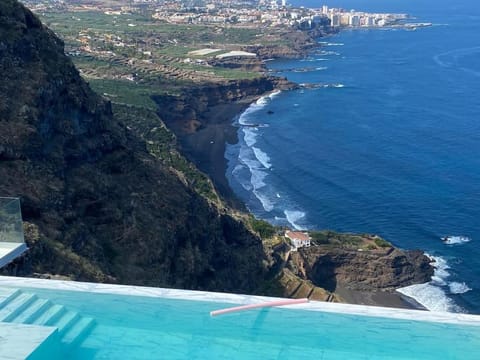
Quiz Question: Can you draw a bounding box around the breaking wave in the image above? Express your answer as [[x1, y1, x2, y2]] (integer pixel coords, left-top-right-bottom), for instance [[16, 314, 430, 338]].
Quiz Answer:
[[397, 255, 465, 312], [229, 92, 310, 222], [284, 210, 307, 230], [442, 235, 472, 245], [252, 146, 272, 169], [449, 282, 472, 294]]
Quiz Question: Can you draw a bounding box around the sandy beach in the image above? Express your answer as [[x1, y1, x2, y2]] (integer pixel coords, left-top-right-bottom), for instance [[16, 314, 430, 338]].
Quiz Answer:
[[176, 97, 260, 209], [335, 285, 425, 310]]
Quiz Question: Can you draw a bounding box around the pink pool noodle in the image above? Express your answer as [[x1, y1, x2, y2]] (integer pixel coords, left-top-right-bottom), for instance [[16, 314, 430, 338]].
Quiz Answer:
[[210, 298, 309, 317]]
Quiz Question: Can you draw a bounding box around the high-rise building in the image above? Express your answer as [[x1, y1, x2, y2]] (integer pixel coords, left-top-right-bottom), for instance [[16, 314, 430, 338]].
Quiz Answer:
[[329, 14, 339, 27], [322, 5, 328, 14], [349, 15, 360, 26], [364, 16, 374, 26]]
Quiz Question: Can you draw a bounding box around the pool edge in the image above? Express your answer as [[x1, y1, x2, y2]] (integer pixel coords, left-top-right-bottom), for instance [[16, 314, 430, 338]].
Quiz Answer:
[[1, 275, 479, 326]]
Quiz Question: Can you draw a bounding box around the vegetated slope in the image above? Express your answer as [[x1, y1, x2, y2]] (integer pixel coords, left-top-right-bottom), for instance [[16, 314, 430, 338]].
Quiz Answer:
[[0, 0, 267, 292]]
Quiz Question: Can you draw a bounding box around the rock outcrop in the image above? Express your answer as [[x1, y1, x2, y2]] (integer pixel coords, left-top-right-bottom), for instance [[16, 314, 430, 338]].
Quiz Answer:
[[0, 0, 268, 293], [153, 77, 293, 130], [288, 247, 434, 292]]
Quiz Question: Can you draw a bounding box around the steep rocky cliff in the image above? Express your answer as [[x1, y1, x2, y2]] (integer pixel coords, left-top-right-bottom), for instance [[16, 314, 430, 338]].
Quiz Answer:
[[0, 0, 268, 292]]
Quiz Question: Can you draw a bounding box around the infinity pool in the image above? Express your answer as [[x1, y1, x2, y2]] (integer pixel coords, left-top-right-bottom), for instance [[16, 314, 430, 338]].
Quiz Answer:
[[1, 277, 479, 359]]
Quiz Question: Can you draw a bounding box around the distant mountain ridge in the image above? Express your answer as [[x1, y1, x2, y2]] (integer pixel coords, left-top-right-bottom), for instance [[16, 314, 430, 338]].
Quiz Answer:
[[0, 0, 268, 292]]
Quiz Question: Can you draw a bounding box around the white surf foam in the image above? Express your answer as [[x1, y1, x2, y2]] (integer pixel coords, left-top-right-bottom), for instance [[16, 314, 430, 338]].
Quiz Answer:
[[238, 98, 269, 125], [232, 164, 252, 191], [318, 50, 340, 56], [284, 210, 306, 230], [323, 84, 345, 88], [397, 283, 456, 312], [430, 256, 450, 286], [252, 146, 272, 169], [449, 282, 472, 294], [237, 90, 281, 126], [253, 190, 274, 212], [326, 42, 344, 46], [236, 141, 276, 212], [234, 91, 283, 213], [250, 168, 267, 190], [442, 235, 471, 245], [243, 128, 258, 147], [268, 90, 281, 99], [316, 66, 328, 71], [397, 255, 462, 312], [256, 96, 269, 106]]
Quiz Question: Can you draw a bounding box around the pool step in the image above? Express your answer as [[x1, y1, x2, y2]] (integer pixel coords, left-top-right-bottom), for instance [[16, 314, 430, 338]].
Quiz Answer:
[[0, 289, 96, 350], [62, 317, 96, 348], [55, 310, 80, 335], [10, 298, 51, 324], [31, 304, 67, 326], [0, 288, 21, 307], [0, 292, 38, 321]]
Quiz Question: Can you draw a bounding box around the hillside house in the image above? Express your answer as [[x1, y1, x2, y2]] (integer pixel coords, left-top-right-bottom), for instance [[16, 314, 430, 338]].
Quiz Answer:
[[285, 230, 311, 251]]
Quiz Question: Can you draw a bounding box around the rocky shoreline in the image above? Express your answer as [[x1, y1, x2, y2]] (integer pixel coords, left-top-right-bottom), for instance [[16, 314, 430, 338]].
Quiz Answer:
[[154, 83, 433, 310], [154, 30, 434, 310]]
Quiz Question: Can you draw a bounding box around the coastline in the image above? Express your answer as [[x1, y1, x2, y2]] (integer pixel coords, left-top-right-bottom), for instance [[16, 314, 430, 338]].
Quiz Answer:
[[178, 97, 259, 209], [181, 90, 425, 311], [155, 31, 431, 311], [154, 77, 295, 208]]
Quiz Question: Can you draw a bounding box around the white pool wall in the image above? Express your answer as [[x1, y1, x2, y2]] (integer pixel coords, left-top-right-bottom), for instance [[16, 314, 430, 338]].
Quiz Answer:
[[1, 276, 479, 327]]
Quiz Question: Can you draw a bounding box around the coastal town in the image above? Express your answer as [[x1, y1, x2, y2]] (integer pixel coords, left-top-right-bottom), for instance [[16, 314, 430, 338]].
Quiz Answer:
[[24, 0, 421, 30], [19, 0, 430, 89]]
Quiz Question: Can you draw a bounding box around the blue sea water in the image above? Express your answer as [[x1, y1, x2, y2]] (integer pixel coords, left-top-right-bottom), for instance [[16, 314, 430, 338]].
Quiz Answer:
[[226, 0, 480, 313]]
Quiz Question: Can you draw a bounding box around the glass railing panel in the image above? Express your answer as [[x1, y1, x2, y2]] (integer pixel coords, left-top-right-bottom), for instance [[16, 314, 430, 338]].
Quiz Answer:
[[0, 197, 25, 244]]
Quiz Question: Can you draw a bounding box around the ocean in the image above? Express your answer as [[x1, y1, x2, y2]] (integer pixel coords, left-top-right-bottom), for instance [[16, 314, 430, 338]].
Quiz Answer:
[[225, 0, 480, 314]]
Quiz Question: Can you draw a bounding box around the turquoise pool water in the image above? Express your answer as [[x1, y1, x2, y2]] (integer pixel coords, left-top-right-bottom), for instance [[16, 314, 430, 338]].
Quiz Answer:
[[10, 286, 480, 359]]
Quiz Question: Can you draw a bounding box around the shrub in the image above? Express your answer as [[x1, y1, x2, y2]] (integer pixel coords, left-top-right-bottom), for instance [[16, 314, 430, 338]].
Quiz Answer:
[[249, 217, 275, 239], [374, 237, 391, 248]]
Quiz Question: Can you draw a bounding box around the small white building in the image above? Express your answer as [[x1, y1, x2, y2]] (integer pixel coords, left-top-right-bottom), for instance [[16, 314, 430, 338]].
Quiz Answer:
[[285, 230, 311, 251]]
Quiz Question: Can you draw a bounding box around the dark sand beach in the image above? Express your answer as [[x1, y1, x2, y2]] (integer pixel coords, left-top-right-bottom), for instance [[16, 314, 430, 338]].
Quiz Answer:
[[335, 286, 426, 310], [176, 97, 260, 209]]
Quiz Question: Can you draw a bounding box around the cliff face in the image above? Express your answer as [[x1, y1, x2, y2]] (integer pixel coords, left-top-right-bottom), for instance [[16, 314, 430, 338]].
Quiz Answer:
[[288, 247, 434, 292], [153, 77, 294, 204], [0, 0, 267, 292], [153, 77, 291, 129]]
